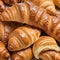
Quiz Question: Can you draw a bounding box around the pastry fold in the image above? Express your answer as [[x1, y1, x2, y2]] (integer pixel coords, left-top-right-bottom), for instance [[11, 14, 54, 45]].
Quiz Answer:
[[33, 36, 60, 59]]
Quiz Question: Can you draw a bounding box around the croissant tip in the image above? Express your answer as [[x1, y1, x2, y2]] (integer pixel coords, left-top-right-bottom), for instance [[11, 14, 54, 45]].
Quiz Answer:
[[8, 37, 20, 51], [8, 37, 16, 51], [12, 54, 21, 60], [8, 44, 14, 51], [4, 52, 10, 58]]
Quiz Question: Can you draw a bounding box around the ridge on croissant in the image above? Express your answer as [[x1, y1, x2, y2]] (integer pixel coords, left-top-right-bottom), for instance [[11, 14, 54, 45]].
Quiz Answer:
[[0, 1, 60, 42]]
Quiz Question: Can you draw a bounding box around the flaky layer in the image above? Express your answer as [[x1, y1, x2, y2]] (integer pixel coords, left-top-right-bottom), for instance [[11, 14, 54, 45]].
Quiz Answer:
[[33, 36, 60, 59]]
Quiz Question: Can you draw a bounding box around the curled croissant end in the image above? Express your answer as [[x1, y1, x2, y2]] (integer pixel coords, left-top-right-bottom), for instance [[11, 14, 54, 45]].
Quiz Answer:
[[33, 36, 60, 59], [0, 41, 10, 60], [8, 26, 41, 51], [0, 0, 5, 12], [53, 0, 60, 8], [12, 48, 33, 60], [39, 51, 60, 60], [0, 3, 30, 22], [3, 0, 21, 5], [39, 0, 56, 15]]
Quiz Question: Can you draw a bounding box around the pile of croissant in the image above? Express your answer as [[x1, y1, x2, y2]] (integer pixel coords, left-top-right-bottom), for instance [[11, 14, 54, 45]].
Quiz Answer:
[[0, 0, 60, 60]]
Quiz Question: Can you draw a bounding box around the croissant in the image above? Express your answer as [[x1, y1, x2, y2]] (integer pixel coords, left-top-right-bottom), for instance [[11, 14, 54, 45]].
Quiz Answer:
[[53, 0, 60, 8], [8, 26, 41, 51], [23, 0, 56, 15], [12, 48, 33, 60], [33, 36, 60, 60], [3, 0, 21, 5], [39, 51, 60, 60], [0, 1, 60, 42], [0, 0, 5, 12], [0, 22, 21, 45], [0, 41, 10, 60]]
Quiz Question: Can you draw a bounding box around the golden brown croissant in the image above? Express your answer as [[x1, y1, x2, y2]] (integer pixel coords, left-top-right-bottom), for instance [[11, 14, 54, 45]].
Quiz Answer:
[[0, 1, 60, 42], [0, 22, 21, 45], [3, 0, 21, 5], [8, 26, 41, 51], [12, 48, 33, 60], [0, 0, 5, 12], [23, 0, 56, 15], [53, 0, 60, 8], [33, 36, 60, 60], [39, 51, 60, 60], [0, 41, 10, 60]]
